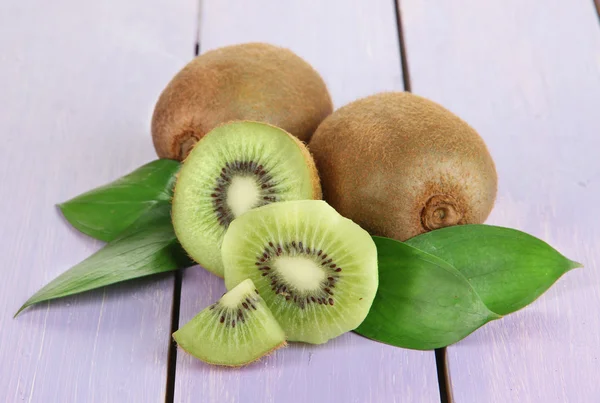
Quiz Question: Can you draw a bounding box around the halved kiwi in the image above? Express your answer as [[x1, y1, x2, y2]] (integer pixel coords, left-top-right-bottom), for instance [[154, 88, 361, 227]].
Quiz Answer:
[[173, 279, 286, 367], [222, 200, 378, 344], [172, 121, 321, 277], [152, 42, 333, 160]]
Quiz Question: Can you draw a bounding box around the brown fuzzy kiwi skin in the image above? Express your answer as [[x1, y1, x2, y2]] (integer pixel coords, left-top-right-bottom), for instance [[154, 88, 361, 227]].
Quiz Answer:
[[309, 92, 498, 241], [152, 43, 333, 161], [287, 131, 322, 200]]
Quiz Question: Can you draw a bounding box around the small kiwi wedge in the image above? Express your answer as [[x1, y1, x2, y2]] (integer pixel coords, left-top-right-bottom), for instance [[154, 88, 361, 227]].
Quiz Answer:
[[152, 42, 333, 160], [172, 121, 321, 277], [222, 200, 378, 344], [309, 92, 498, 241], [173, 279, 286, 367]]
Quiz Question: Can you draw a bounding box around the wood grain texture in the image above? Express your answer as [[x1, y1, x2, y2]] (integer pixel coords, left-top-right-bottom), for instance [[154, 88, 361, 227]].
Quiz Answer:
[[400, 0, 600, 401], [0, 0, 196, 401], [174, 1, 440, 402]]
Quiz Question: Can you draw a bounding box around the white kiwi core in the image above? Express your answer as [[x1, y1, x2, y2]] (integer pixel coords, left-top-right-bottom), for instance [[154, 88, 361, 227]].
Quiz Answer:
[[273, 256, 326, 293], [226, 175, 261, 217], [219, 279, 253, 308]]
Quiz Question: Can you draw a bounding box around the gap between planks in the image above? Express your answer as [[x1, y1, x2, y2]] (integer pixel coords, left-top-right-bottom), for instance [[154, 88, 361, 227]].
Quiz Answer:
[[165, 269, 183, 403], [165, 5, 202, 402], [394, 1, 450, 402]]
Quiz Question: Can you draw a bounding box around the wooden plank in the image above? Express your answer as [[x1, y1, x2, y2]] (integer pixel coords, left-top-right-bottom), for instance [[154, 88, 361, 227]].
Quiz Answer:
[[0, 0, 196, 401], [400, 0, 600, 401], [174, 1, 440, 402]]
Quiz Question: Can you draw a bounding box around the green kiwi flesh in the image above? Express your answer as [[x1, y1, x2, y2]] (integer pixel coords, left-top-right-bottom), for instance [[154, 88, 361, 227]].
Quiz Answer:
[[309, 92, 498, 241], [173, 279, 286, 367], [222, 200, 378, 344], [172, 121, 321, 277], [152, 42, 333, 160]]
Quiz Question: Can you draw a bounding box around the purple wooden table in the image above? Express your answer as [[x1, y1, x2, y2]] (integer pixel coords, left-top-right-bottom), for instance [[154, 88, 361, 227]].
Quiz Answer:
[[1, 0, 598, 402], [0, 0, 195, 401]]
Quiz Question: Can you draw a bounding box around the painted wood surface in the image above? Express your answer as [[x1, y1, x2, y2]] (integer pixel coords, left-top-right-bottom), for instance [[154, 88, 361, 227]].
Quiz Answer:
[[400, 0, 600, 401], [4, 0, 597, 401], [173, 1, 441, 402], [0, 0, 196, 401]]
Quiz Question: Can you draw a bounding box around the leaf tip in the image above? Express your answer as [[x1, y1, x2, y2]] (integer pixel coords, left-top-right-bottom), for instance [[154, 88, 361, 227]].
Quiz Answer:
[[568, 260, 584, 270], [56, 203, 68, 216], [14, 304, 28, 318]]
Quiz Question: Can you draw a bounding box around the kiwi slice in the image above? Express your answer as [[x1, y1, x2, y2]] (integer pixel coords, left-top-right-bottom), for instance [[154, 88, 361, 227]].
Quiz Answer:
[[172, 121, 321, 277], [173, 279, 286, 367], [309, 92, 498, 241], [152, 42, 333, 160], [222, 200, 378, 344]]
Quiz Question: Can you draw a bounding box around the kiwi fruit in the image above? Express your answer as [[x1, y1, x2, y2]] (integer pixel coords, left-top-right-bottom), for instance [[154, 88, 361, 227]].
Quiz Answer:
[[222, 200, 378, 344], [173, 278, 286, 367], [152, 42, 333, 160], [172, 121, 321, 277], [309, 92, 498, 241]]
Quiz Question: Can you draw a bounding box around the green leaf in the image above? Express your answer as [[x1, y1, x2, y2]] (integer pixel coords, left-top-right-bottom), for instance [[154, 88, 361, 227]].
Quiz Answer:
[[16, 203, 192, 317], [405, 225, 581, 315], [58, 159, 180, 242], [356, 237, 500, 350]]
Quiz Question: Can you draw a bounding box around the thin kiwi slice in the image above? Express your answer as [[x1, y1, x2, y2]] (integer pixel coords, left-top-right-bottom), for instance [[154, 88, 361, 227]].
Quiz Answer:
[[222, 200, 378, 344], [173, 279, 286, 367], [172, 121, 321, 277]]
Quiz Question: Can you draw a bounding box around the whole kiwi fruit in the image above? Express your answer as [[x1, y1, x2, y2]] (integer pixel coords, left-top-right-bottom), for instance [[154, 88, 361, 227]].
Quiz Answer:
[[152, 42, 333, 160], [309, 92, 497, 241]]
